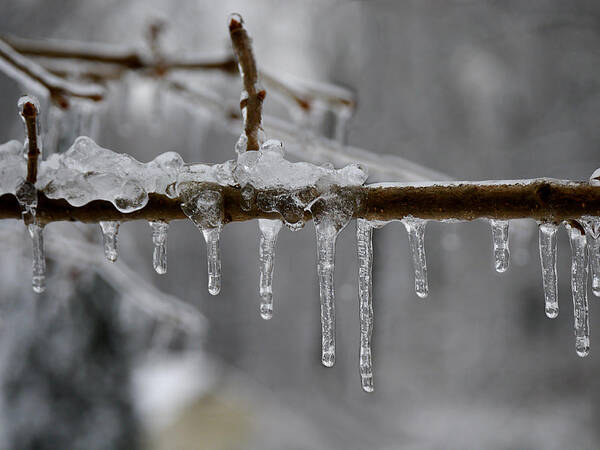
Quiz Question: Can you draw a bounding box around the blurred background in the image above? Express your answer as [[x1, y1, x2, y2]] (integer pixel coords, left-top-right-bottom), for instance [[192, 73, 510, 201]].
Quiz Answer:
[[1, 1, 600, 449]]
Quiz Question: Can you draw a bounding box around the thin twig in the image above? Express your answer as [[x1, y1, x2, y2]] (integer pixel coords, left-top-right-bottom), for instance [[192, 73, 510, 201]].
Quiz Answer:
[[0, 38, 104, 108], [228, 15, 265, 150], [1, 180, 599, 225], [21, 101, 39, 184]]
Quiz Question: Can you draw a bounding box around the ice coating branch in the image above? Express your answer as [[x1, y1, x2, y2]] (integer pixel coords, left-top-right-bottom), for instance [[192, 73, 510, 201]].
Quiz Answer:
[[490, 219, 510, 273], [180, 189, 224, 295], [257, 219, 282, 320], [538, 223, 559, 318], [149, 220, 169, 274], [402, 217, 428, 298], [229, 14, 265, 151], [99, 221, 120, 262], [566, 223, 590, 357], [19, 96, 41, 185]]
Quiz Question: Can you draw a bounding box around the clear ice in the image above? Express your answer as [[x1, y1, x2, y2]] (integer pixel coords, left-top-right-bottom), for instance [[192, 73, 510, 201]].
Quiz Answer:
[[402, 217, 428, 298], [566, 223, 590, 357], [490, 219, 510, 273], [310, 192, 355, 367], [180, 189, 224, 296], [99, 221, 120, 262], [581, 217, 600, 297], [149, 220, 169, 274], [257, 219, 282, 320], [28, 222, 46, 294], [538, 223, 559, 318], [356, 219, 375, 392]]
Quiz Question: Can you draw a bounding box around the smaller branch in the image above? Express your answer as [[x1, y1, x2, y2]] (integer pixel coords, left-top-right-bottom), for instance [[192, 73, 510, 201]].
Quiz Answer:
[[228, 15, 265, 150], [21, 101, 40, 184], [0, 38, 104, 108]]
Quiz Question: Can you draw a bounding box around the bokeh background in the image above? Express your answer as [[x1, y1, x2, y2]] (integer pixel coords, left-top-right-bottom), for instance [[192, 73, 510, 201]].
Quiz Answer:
[[1, 1, 599, 449]]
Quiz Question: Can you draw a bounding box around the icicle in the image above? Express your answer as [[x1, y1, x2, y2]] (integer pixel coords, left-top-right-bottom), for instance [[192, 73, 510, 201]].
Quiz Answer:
[[357, 219, 374, 392], [258, 219, 282, 320], [180, 189, 224, 295], [402, 217, 428, 298], [99, 221, 120, 262], [581, 217, 600, 297], [490, 219, 510, 273], [27, 222, 46, 294], [149, 220, 168, 274], [310, 192, 355, 367], [538, 223, 559, 318], [566, 223, 590, 357], [333, 103, 353, 145]]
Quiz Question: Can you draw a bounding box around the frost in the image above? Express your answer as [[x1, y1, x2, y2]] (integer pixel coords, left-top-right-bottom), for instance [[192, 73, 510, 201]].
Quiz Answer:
[[149, 221, 169, 275], [38, 136, 184, 212], [490, 219, 510, 273], [538, 223, 559, 318], [565, 223, 590, 357], [257, 219, 282, 320], [402, 217, 428, 298], [180, 189, 224, 295], [99, 221, 120, 262]]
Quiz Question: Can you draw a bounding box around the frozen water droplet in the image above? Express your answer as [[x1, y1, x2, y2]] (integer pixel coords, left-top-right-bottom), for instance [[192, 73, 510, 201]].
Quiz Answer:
[[234, 133, 247, 154], [566, 223, 590, 357], [18, 95, 41, 117], [28, 222, 46, 294], [258, 219, 282, 320], [402, 217, 428, 298], [581, 217, 600, 297], [310, 192, 355, 367], [99, 221, 120, 262], [490, 219, 510, 273], [357, 219, 375, 392], [240, 184, 255, 211], [181, 189, 224, 295], [228, 12, 244, 25], [149, 220, 168, 274], [538, 223, 559, 318]]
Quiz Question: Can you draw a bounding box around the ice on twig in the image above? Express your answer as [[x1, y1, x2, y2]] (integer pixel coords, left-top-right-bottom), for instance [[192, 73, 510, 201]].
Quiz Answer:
[[180, 189, 224, 296], [402, 217, 428, 298], [149, 220, 169, 274], [538, 223, 559, 318], [490, 219, 510, 273], [99, 221, 120, 262], [565, 223, 590, 357], [257, 219, 282, 320]]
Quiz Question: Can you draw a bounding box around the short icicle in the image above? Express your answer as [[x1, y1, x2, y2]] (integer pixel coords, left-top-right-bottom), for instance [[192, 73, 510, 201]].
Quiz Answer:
[[538, 223, 559, 318], [310, 192, 355, 368], [149, 221, 169, 274], [490, 219, 510, 273], [402, 217, 428, 298], [356, 219, 375, 392], [28, 223, 46, 294], [581, 217, 600, 297], [566, 223, 590, 357], [180, 189, 224, 296], [99, 221, 120, 262], [257, 219, 282, 320]]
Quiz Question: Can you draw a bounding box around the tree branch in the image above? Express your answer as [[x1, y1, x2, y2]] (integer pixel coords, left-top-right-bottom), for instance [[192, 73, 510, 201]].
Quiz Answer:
[[21, 101, 40, 184], [0, 180, 598, 226], [228, 15, 265, 150]]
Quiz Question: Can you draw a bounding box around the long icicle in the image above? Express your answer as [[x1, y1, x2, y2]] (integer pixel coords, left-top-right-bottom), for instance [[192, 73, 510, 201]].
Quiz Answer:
[[357, 219, 375, 392], [538, 223, 559, 318], [315, 221, 337, 367], [99, 221, 120, 262], [28, 222, 46, 294], [490, 219, 510, 273], [402, 217, 428, 298], [257, 218, 282, 320], [566, 223, 590, 357], [581, 217, 600, 297], [149, 220, 169, 274]]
